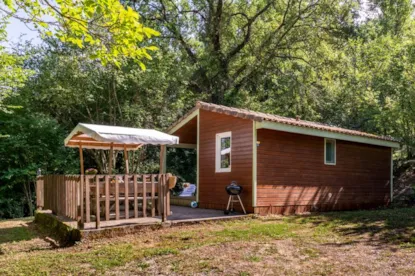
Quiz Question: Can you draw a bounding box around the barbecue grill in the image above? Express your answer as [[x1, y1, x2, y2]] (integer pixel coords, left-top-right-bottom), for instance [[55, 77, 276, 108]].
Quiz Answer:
[[224, 181, 246, 215], [226, 182, 243, 195]]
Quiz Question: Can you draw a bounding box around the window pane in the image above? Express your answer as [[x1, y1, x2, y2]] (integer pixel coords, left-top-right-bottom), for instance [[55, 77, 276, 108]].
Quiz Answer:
[[220, 137, 231, 168], [221, 137, 230, 151], [325, 140, 335, 163], [221, 154, 230, 168]]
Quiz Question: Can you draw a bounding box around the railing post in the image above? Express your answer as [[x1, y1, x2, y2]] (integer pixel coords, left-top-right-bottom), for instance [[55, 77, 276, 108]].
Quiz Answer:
[[162, 174, 167, 222], [96, 176, 100, 229], [134, 175, 138, 218], [80, 175, 84, 227], [115, 175, 120, 220], [36, 176, 44, 210], [124, 174, 129, 219], [142, 175, 147, 218], [158, 174, 163, 218], [105, 175, 110, 221], [151, 174, 156, 217], [85, 176, 91, 223]]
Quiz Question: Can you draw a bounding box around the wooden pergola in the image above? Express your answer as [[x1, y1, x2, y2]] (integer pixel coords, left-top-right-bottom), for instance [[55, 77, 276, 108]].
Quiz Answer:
[[64, 123, 180, 174], [33, 123, 181, 228]]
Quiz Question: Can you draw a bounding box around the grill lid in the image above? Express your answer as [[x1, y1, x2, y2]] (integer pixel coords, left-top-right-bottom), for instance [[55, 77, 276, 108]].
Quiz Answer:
[[225, 181, 243, 195]]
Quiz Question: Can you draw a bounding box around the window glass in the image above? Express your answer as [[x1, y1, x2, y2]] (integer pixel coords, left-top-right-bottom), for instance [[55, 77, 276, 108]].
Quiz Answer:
[[220, 137, 231, 169], [325, 139, 336, 165]]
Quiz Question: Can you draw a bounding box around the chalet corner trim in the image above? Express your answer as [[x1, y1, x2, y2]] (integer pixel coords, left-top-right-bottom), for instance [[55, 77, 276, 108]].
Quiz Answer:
[[196, 109, 200, 203], [252, 121, 257, 207], [257, 121, 400, 148]]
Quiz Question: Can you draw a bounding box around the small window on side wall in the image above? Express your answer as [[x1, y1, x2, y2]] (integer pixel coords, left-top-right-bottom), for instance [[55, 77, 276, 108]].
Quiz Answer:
[[324, 138, 336, 165], [216, 131, 231, 172]]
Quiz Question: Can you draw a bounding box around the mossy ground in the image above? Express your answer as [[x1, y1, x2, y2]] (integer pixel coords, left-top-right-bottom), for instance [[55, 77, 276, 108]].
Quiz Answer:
[[0, 207, 414, 275]]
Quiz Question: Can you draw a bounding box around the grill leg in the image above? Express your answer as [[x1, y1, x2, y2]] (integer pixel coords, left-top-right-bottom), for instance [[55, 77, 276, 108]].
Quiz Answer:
[[224, 195, 233, 215], [237, 195, 246, 214], [226, 195, 232, 211]]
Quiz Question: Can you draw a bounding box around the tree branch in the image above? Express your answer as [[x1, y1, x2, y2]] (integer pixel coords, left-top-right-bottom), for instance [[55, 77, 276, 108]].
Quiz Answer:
[[225, 1, 274, 61]]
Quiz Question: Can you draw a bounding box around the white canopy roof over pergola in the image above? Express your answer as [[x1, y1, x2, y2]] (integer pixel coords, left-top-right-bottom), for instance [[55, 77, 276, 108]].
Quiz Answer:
[[64, 123, 178, 174], [64, 123, 179, 150]]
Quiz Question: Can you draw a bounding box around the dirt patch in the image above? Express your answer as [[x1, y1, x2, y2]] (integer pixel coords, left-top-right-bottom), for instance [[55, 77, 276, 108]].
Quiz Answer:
[[111, 238, 415, 275]]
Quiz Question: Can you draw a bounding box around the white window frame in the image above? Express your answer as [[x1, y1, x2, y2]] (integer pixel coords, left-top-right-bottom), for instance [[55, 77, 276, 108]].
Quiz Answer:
[[324, 138, 336, 165], [215, 131, 232, 173]]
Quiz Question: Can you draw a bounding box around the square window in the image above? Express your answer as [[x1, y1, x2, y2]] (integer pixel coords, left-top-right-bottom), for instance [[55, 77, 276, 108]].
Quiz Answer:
[[216, 132, 231, 172], [325, 138, 336, 165]]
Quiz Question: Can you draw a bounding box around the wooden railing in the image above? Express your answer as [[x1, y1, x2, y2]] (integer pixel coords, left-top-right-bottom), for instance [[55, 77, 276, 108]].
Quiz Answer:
[[36, 175, 80, 220], [36, 174, 173, 229]]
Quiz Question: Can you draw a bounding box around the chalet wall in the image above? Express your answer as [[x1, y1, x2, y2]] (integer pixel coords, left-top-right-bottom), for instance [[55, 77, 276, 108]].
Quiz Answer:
[[255, 129, 391, 215], [198, 110, 253, 212]]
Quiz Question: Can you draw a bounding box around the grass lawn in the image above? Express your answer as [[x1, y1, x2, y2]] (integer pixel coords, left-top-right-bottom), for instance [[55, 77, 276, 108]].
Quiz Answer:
[[0, 207, 415, 275]]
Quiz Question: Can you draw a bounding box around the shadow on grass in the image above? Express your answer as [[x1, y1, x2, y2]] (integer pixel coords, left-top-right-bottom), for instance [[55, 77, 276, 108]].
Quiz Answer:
[[291, 207, 415, 247], [0, 225, 35, 244], [0, 221, 59, 250]]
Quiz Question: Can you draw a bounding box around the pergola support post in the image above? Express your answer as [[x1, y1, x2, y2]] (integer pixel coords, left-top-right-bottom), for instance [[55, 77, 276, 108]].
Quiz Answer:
[[79, 143, 84, 174], [160, 145, 167, 222], [124, 145, 129, 174], [160, 145, 166, 174], [78, 143, 84, 228], [109, 143, 114, 174]]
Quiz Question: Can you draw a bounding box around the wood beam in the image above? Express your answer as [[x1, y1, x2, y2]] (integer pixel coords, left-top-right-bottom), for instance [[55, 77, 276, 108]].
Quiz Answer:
[[67, 141, 139, 150], [167, 143, 197, 149], [160, 145, 166, 174]]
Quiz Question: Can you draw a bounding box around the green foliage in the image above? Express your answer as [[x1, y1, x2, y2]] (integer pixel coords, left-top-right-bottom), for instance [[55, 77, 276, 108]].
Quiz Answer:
[[167, 148, 196, 194], [0, 110, 78, 218], [1, 0, 160, 66], [0, 20, 33, 112]]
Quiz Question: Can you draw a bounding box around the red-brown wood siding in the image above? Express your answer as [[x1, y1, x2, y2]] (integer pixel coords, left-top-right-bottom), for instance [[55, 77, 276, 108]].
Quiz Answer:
[[255, 129, 391, 215], [172, 117, 197, 144], [198, 110, 253, 212]]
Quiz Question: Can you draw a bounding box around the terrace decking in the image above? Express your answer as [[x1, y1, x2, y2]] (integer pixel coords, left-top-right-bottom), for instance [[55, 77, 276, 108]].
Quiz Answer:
[[36, 174, 173, 230], [36, 175, 248, 233], [81, 206, 247, 230], [35, 204, 249, 243]]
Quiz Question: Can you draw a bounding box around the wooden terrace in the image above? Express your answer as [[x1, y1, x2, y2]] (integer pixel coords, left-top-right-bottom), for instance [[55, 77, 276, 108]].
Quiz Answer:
[[35, 123, 247, 231], [36, 173, 175, 230]]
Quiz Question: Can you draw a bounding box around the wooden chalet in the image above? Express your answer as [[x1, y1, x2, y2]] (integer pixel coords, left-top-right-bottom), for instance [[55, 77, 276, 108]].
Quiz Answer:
[[168, 101, 400, 215]]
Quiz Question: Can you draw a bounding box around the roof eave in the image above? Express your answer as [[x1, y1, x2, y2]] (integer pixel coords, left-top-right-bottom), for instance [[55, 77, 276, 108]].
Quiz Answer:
[[257, 121, 400, 148]]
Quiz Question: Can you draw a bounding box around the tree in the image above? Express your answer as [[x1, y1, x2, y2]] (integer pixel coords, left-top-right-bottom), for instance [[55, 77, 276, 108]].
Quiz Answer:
[[134, 0, 357, 104], [14, 39, 197, 173], [0, 20, 32, 113], [1, 0, 160, 67], [0, 0, 161, 114], [0, 110, 78, 218]]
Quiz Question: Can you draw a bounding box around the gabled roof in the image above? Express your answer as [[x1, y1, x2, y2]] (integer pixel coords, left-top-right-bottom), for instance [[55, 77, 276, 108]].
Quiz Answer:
[[168, 101, 399, 147], [65, 123, 179, 150]]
